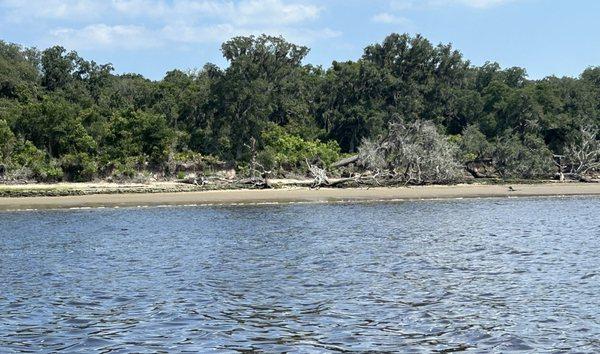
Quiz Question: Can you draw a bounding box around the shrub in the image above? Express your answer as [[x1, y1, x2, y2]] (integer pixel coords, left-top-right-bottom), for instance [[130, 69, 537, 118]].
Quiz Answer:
[[6, 139, 63, 181], [0, 119, 15, 163], [459, 124, 492, 163], [60, 152, 97, 181], [259, 124, 341, 172], [492, 131, 554, 179], [171, 151, 224, 174], [109, 156, 146, 180], [104, 110, 175, 170]]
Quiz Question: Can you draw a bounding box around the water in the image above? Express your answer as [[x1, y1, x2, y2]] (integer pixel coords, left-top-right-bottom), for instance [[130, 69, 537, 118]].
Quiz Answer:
[[1, 197, 599, 352]]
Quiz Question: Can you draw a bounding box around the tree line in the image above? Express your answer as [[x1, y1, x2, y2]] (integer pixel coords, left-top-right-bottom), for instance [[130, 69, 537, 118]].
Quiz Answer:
[[1, 33, 599, 183]]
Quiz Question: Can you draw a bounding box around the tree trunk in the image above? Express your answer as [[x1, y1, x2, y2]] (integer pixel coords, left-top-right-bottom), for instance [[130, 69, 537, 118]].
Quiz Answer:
[[331, 155, 360, 168]]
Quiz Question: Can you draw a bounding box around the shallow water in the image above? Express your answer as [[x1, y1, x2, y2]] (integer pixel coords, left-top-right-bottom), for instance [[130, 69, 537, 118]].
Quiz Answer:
[[1, 197, 599, 352]]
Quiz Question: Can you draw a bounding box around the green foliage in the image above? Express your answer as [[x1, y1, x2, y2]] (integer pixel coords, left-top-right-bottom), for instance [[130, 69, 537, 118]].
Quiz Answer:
[[12, 97, 96, 157], [9, 139, 63, 181], [103, 110, 174, 167], [214, 35, 314, 159], [459, 125, 492, 162], [0, 34, 599, 182], [106, 156, 147, 180], [259, 125, 341, 172], [492, 131, 554, 178], [0, 119, 15, 162], [172, 151, 223, 171], [0, 40, 40, 101], [60, 152, 97, 181]]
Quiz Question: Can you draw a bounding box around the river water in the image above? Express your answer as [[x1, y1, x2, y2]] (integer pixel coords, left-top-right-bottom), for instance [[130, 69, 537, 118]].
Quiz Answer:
[[1, 197, 599, 352]]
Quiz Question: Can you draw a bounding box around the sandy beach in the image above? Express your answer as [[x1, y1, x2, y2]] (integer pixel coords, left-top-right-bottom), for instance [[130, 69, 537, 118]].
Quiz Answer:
[[1, 182, 600, 211]]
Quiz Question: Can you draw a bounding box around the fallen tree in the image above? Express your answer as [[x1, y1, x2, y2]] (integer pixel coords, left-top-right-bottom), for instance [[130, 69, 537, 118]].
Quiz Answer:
[[357, 120, 462, 185], [331, 155, 360, 168], [564, 125, 600, 178]]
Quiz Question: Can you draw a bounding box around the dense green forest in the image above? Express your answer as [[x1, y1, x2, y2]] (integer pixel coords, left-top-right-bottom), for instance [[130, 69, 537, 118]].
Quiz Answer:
[[1, 33, 599, 184]]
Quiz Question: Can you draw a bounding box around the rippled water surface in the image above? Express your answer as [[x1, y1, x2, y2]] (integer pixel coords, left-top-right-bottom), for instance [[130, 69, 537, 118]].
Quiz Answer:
[[1, 197, 600, 352]]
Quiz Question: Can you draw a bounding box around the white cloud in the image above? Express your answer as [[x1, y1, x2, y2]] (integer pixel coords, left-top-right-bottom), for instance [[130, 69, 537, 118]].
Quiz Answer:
[[234, 0, 321, 25], [0, 0, 322, 25], [160, 23, 340, 45], [50, 24, 159, 49], [444, 0, 516, 8], [46, 22, 340, 51], [1, 0, 335, 51], [390, 0, 517, 9], [371, 12, 410, 25], [0, 0, 107, 22]]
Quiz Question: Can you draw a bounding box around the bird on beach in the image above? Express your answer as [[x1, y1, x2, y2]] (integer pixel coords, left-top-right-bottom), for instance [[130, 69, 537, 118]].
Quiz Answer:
[[508, 186, 516, 192]]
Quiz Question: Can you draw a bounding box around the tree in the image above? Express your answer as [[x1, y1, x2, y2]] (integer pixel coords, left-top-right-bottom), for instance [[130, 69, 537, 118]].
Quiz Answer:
[[564, 125, 600, 175], [359, 120, 462, 184], [317, 60, 386, 152], [215, 35, 312, 159], [492, 130, 554, 178], [41, 46, 79, 91], [459, 124, 491, 163], [0, 40, 40, 100], [1, 33, 599, 184], [12, 97, 96, 157], [103, 110, 174, 169]]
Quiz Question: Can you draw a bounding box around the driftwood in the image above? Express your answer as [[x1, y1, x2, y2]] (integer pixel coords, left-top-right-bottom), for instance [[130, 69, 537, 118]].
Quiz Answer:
[[331, 155, 360, 168], [178, 175, 207, 185], [465, 164, 486, 179], [307, 163, 329, 188], [239, 171, 272, 189]]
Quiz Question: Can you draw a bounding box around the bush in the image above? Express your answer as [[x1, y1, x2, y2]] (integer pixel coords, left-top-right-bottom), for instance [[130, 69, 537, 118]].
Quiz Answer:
[[170, 151, 224, 175], [459, 124, 492, 163], [259, 124, 341, 173], [0, 119, 15, 163], [104, 110, 175, 170], [492, 131, 554, 179], [34, 161, 64, 182], [108, 156, 147, 180], [60, 152, 97, 181], [7, 139, 64, 182]]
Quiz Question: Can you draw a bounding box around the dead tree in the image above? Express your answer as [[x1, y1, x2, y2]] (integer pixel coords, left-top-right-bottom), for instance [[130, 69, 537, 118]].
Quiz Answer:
[[565, 125, 600, 179], [331, 155, 360, 168], [553, 154, 566, 181], [358, 120, 461, 185], [240, 137, 272, 188], [306, 160, 329, 188]]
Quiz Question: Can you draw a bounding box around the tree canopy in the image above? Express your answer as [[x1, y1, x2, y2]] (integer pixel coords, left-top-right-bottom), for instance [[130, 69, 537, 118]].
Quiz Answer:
[[0, 34, 599, 182]]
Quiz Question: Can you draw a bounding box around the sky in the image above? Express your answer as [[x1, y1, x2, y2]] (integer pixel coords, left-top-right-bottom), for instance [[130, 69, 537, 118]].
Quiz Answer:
[[1, 0, 599, 80]]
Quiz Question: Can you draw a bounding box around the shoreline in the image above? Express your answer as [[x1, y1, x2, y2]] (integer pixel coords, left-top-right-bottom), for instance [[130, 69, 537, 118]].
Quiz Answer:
[[1, 183, 600, 211]]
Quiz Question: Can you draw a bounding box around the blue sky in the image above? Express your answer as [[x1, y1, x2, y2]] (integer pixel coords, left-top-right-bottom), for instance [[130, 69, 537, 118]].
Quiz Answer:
[[1, 0, 599, 80]]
